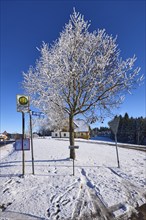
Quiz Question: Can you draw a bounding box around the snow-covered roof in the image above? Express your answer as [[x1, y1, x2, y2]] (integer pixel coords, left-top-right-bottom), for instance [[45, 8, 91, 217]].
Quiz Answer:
[[74, 119, 89, 132], [52, 119, 89, 132], [0, 134, 7, 137]]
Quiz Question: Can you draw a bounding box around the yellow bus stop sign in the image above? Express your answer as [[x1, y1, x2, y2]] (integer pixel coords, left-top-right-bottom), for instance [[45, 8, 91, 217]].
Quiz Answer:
[[17, 95, 29, 112], [19, 96, 28, 105]]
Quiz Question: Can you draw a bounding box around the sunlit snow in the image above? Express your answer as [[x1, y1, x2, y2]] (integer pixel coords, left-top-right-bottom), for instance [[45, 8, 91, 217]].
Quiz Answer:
[[0, 138, 145, 219]]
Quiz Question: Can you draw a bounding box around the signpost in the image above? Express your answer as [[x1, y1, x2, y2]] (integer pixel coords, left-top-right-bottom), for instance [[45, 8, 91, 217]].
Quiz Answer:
[[108, 117, 120, 168], [15, 139, 30, 151], [17, 95, 30, 176], [16, 94, 45, 176], [29, 110, 35, 175], [29, 110, 44, 174], [32, 111, 45, 118], [69, 146, 79, 176], [17, 95, 29, 113], [22, 112, 25, 175]]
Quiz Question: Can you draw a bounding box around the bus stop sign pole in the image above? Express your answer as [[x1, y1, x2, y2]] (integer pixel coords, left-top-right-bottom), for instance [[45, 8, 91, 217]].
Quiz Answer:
[[22, 112, 25, 176]]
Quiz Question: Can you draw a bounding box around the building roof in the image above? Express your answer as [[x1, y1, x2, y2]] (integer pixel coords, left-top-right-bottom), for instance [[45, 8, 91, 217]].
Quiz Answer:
[[74, 119, 89, 132], [52, 119, 89, 133]]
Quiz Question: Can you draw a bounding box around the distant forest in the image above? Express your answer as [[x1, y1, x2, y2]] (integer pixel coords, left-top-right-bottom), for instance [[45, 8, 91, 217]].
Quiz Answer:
[[112, 113, 146, 145], [91, 113, 146, 145]]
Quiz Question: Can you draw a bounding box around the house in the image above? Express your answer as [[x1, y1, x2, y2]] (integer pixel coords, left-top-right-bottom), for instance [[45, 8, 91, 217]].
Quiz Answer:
[[0, 131, 23, 141], [51, 119, 90, 139], [0, 134, 7, 141], [74, 119, 90, 139], [0, 131, 10, 141], [51, 131, 69, 138]]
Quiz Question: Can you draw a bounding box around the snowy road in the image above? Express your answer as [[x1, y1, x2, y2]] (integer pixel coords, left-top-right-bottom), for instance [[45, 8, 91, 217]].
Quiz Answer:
[[0, 138, 146, 220]]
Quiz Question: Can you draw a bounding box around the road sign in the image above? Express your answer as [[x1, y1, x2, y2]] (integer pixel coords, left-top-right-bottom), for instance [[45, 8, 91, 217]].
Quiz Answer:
[[69, 146, 79, 176], [14, 138, 30, 151], [32, 111, 44, 117], [17, 95, 29, 112], [108, 117, 120, 135], [69, 146, 79, 149]]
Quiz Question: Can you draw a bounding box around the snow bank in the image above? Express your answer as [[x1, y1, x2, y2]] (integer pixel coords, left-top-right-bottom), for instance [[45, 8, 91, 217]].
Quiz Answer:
[[0, 144, 14, 160]]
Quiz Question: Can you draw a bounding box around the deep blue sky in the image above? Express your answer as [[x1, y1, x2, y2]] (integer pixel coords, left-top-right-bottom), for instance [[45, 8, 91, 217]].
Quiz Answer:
[[0, 0, 145, 133]]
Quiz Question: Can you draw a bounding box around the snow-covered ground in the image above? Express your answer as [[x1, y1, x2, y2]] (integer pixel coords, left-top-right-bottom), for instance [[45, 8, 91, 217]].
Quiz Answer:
[[0, 138, 146, 220]]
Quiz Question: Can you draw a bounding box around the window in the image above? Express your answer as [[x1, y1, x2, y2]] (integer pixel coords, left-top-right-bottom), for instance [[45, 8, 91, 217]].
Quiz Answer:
[[64, 133, 66, 137]]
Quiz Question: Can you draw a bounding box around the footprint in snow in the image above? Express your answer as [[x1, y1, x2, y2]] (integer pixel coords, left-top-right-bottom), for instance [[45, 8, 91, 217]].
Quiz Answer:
[[3, 188, 9, 194], [0, 202, 12, 211]]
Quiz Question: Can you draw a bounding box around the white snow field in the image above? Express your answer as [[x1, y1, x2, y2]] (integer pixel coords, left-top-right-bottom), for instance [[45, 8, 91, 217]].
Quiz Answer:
[[0, 138, 146, 220]]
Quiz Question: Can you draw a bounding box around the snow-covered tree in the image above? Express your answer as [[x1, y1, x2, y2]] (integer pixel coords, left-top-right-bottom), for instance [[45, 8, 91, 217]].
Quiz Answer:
[[22, 9, 143, 159], [31, 114, 66, 133]]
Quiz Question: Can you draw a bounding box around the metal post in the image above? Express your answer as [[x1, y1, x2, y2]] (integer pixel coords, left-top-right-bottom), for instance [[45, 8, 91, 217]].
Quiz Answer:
[[22, 112, 25, 176], [29, 110, 35, 175], [73, 159, 75, 176], [115, 134, 120, 168]]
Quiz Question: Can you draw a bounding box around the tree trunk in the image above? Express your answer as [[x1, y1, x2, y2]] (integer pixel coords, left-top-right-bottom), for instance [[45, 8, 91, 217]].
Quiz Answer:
[[69, 114, 75, 159]]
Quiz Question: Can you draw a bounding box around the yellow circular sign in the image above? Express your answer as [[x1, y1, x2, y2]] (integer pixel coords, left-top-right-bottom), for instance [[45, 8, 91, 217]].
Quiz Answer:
[[19, 96, 28, 105]]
